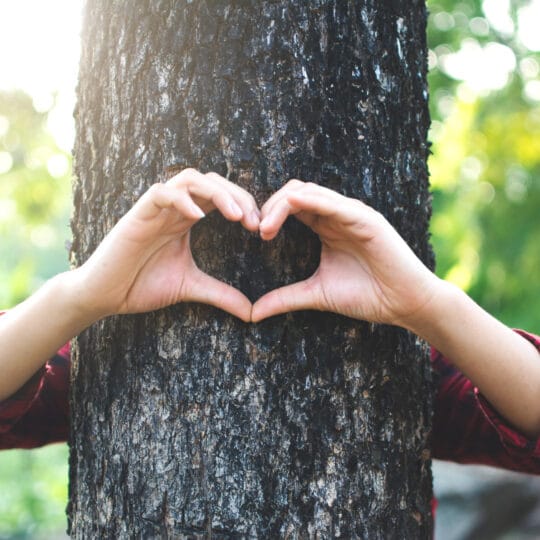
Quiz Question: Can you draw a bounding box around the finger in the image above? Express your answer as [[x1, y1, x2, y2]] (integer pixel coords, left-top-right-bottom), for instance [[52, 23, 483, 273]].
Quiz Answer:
[[169, 169, 260, 230], [260, 178, 305, 217], [258, 180, 309, 240], [167, 167, 207, 188], [134, 183, 205, 221], [260, 179, 333, 240], [251, 277, 322, 322], [287, 188, 380, 239], [205, 172, 260, 231], [287, 186, 351, 218], [185, 268, 253, 323], [203, 187, 245, 222], [259, 197, 300, 240], [167, 170, 241, 220]]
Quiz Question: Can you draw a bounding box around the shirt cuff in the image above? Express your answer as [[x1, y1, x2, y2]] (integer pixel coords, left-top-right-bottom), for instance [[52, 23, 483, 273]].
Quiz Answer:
[[0, 309, 48, 432], [475, 329, 540, 457], [0, 366, 47, 434]]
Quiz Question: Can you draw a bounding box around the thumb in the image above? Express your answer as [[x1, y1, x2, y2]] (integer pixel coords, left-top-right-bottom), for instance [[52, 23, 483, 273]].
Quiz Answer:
[[251, 277, 322, 322], [184, 269, 253, 322]]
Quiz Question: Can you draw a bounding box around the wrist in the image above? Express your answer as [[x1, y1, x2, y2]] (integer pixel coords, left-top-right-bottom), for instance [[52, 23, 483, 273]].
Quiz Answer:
[[49, 269, 109, 327], [401, 278, 463, 341]]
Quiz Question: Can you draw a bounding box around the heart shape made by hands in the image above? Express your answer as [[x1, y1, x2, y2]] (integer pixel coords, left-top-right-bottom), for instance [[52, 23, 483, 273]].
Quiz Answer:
[[191, 210, 320, 317], [187, 179, 434, 329]]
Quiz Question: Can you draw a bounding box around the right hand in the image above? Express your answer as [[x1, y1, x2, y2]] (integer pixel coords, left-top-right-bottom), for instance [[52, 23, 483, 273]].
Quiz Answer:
[[252, 180, 441, 328]]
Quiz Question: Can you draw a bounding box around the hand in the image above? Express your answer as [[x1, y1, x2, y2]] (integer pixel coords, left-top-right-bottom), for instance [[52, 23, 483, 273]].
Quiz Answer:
[[73, 169, 260, 322], [251, 180, 441, 328]]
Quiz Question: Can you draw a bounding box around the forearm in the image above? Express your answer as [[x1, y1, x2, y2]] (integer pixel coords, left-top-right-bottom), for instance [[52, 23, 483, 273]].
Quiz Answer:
[[0, 269, 100, 401], [406, 279, 540, 438]]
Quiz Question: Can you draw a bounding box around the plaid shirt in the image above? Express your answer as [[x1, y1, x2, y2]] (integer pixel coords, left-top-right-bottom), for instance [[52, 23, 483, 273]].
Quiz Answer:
[[431, 330, 540, 473], [1, 311, 539, 472], [0, 340, 69, 449]]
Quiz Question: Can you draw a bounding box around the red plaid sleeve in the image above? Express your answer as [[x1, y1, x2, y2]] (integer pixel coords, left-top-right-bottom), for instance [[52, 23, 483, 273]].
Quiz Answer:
[[431, 330, 540, 473], [0, 311, 70, 449]]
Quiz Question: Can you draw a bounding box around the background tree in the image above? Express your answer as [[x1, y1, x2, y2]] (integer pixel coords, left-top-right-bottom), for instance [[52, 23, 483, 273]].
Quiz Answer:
[[0, 92, 71, 537], [427, 2, 540, 537], [0, 92, 71, 309], [68, 1, 433, 538], [428, 0, 540, 330]]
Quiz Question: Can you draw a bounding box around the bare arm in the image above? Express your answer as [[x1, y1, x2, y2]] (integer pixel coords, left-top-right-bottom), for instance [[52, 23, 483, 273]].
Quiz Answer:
[[0, 273, 94, 402], [406, 282, 540, 438], [252, 180, 540, 437], [0, 169, 259, 401]]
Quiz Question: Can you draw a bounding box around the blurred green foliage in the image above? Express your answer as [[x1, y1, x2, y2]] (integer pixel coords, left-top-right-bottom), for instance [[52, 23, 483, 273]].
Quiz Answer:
[[0, 1, 539, 537], [0, 92, 71, 539], [428, 0, 540, 330], [0, 446, 68, 539], [0, 91, 71, 308]]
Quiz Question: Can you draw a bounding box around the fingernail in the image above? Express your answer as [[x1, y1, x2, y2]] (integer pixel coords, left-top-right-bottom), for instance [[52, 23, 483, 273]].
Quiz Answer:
[[192, 204, 205, 218], [251, 210, 260, 224], [230, 200, 243, 217]]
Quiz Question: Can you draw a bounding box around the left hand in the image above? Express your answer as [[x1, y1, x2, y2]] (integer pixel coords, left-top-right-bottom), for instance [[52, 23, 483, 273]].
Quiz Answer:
[[72, 168, 260, 322], [251, 180, 440, 327]]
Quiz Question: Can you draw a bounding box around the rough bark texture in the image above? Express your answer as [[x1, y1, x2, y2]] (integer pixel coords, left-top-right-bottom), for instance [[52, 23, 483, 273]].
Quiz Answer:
[[69, 1, 433, 538]]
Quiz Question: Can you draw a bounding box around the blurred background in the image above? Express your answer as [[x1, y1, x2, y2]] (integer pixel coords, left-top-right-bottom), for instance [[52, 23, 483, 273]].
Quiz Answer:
[[0, 0, 538, 538]]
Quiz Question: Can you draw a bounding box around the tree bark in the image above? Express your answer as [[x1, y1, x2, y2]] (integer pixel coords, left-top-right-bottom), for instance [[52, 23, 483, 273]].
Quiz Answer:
[[69, 1, 434, 538]]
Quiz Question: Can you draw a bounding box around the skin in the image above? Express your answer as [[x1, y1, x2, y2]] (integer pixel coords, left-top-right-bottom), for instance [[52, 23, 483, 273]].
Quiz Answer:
[[253, 180, 540, 438], [0, 169, 259, 401], [1, 171, 539, 438]]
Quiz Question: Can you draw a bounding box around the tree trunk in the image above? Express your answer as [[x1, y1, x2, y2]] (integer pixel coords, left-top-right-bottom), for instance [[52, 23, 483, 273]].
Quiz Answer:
[[69, 1, 433, 538]]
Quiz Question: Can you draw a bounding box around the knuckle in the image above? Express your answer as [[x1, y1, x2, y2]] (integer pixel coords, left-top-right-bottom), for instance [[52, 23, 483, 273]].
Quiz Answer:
[[148, 182, 164, 195], [175, 167, 199, 183], [205, 171, 222, 181], [239, 188, 256, 203], [286, 178, 304, 188]]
